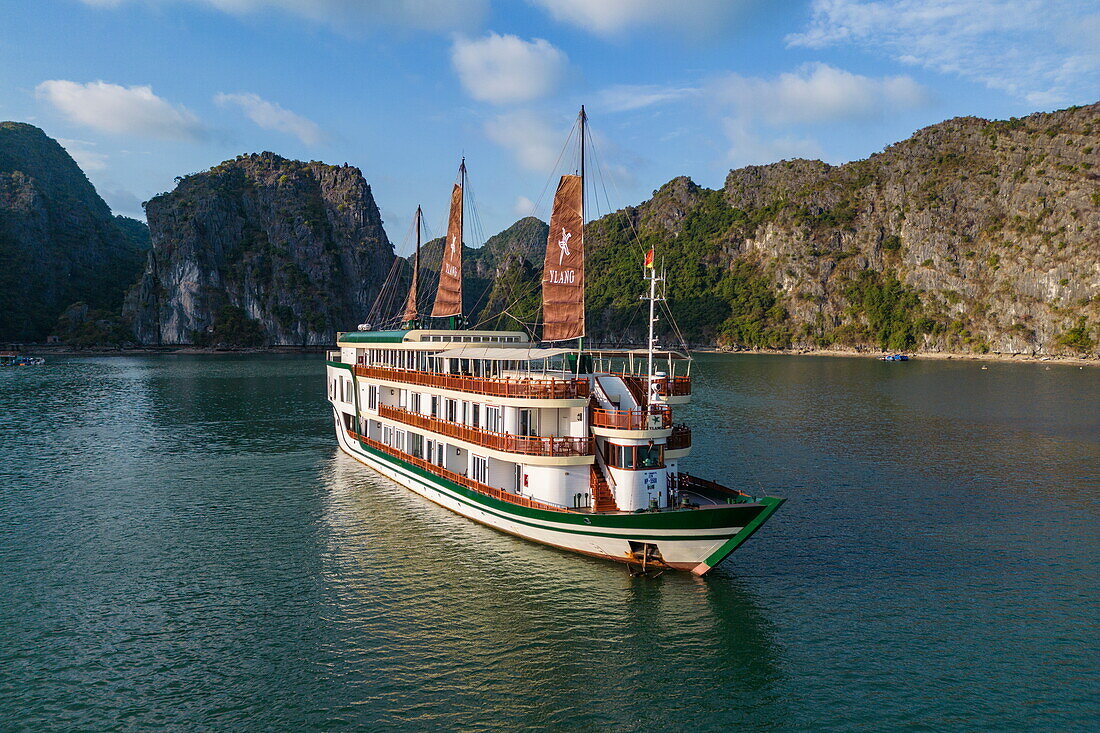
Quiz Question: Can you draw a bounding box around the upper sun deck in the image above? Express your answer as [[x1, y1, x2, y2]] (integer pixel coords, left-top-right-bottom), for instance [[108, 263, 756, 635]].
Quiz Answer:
[[330, 330, 590, 402], [337, 329, 530, 349]]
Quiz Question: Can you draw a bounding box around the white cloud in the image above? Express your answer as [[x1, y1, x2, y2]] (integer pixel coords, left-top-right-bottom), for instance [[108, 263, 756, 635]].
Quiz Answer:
[[708, 62, 927, 166], [597, 84, 700, 113], [712, 62, 929, 126], [787, 0, 1100, 105], [528, 0, 742, 36], [722, 118, 823, 167], [57, 138, 108, 171], [484, 110, 563, 171], [36, 80, 203, 140], [513, 195, 535, 216], [101, 186, 146, 219], [215, 92, 324, 145], [451, 33, 567, 105], [79, 0, 488, 32]]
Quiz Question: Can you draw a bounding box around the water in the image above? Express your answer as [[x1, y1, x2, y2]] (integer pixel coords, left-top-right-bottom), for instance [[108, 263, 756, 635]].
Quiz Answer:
[[1, 354, 1096, 731]]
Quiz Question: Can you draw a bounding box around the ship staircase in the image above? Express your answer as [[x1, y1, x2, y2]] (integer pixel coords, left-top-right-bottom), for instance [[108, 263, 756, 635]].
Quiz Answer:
[[588, 377, 625, 513], [590, 462, 619, 513]]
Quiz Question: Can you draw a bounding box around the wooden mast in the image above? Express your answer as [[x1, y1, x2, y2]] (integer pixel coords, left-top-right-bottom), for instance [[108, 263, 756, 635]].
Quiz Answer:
[[431, 159, 464, 326], [540, 108, 586, 345], [577, 106, 585, 374], [401, 205, 421, 327]]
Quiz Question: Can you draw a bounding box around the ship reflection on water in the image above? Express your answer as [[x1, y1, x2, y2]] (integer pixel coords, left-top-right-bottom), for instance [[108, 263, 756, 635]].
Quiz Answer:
[[317, 452, 785, 729]]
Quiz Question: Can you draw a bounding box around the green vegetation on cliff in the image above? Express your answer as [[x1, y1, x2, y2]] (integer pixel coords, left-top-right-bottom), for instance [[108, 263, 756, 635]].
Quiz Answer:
[[470, 102, 1098, 355], [0, 122, 148, 342]]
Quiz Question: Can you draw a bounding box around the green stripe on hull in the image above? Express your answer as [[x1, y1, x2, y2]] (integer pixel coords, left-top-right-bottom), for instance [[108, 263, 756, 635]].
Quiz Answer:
[[340, 422, 758, 541], [699, 496, 786, 572]]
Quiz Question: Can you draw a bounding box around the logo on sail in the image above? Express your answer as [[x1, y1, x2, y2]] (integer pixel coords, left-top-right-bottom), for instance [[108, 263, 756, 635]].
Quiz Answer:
[[557, 228, 571, 265], [450, 234, 458, 255]]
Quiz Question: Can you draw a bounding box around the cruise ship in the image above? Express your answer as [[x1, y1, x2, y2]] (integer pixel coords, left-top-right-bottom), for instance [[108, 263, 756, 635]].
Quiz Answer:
[[325, 109, 784, 575]]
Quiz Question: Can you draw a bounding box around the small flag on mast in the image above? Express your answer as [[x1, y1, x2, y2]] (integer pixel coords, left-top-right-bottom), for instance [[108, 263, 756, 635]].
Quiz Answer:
[[644, 248, 654, 268]]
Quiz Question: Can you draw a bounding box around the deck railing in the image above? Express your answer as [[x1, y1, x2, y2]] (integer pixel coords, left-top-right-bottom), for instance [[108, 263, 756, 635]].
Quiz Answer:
[[617, 373, 692, 397], [348, 430, 571, 513], [666, 424, 692, 451], [590, 405, 672, 430], [354, 365, 589, 400], [378, 404, 594, 457]]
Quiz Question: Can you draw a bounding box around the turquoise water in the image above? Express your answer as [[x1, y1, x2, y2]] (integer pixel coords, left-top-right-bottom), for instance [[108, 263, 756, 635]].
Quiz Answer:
[[1, 354, 1096, 730]]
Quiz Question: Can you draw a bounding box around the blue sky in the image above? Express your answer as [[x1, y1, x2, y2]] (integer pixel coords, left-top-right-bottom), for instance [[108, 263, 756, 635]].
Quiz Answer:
[[2, 0, 1098, 252]]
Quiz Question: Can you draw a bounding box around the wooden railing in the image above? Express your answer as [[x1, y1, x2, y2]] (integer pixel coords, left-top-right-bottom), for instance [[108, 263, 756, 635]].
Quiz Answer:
[[666, 424, 692, 451], [354, 365, 589, 400], [348, 430, 572, 513], [378, 404, 594, 457], [617, 373, 692, 397], [591, 405, 672, 430]]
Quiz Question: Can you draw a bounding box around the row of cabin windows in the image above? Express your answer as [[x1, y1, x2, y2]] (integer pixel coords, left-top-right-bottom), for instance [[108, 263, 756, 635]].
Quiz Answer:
[[357, 348, 523, 378], [421, 335, 520, 343], [342, 374, 546, 438], [371, 419, 492, 485], [606, 442, 664, 470], [350, 414, 531, 495], [331, 376, 354, 404], [363, 384, 509, 434]]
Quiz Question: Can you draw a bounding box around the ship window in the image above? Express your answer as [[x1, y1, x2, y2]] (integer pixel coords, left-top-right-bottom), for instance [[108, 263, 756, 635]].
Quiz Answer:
[[410, 392, 421, 414], [382, 425, 394, 446], [471, 455, 488, 484], [445, 399, 457, 422], [471, 402, 481, 428], [395, 429, 406, 452], [518, 409, 537, 437], [486, 406, 502, 433], [606, 443, 664, 469], [409, 432, 423, 457], [366, 385, 378, 411], [638, 443, 663, 468]]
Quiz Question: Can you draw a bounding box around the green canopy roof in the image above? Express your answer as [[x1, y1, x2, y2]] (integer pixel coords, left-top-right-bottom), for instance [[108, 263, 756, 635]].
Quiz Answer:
[[337, 330, 410, 344]]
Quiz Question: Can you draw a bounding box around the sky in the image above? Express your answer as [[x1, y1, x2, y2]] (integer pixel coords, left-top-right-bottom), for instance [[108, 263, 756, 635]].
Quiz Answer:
[[2, 0, 1098, 252]]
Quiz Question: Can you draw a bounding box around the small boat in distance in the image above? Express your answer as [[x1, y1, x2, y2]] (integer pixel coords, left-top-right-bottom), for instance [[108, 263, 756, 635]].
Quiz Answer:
[[0, 351, 45, 366], [879, 354, 910, 361], [325, 108, 785, 575]]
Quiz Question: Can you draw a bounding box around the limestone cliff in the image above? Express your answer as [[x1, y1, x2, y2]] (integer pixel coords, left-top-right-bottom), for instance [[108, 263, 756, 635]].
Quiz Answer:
[[125, 153, 395, 345], [474, 103, 1099, 355], [0, 122, 148, 341]]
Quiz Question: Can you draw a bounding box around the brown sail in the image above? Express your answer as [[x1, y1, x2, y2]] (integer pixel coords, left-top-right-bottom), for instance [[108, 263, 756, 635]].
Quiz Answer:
[[401, 206, 421, 323], [541, 174, 584, 341], [431, 183, 463, 318]]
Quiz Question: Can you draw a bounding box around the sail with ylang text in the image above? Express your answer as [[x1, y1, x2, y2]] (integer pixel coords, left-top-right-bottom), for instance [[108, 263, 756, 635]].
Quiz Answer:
[[431, 183, 463, 318], [541, 174, 584, 342]]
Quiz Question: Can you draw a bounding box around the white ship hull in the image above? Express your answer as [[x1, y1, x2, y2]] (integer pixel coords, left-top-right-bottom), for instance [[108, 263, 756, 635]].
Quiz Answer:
[[333, 410, 779, 574]]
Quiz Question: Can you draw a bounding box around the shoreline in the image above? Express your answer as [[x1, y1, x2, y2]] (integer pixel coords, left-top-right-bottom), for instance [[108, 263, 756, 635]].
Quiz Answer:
[[693, 347, 1099, 367], [8, 344, 1097, 367]]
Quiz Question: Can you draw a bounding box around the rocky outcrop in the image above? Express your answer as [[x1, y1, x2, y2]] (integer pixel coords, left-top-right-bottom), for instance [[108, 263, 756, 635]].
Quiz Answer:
[[0, 122, 148, 341], [716, 104, 1100, 354], [124, 152, 395, 345], [473, 102, 1099, 355]]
